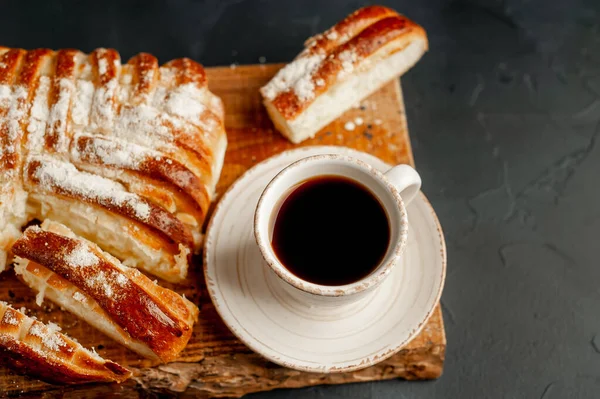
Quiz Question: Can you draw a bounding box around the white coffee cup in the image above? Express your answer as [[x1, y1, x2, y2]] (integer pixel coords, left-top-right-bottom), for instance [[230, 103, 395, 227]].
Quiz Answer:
[[254, 154, 421, 306]]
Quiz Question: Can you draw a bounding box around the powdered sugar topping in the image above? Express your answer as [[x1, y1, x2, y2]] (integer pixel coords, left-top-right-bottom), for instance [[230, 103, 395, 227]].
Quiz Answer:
[[71, 80, 94, 127], [261, 54, 325, 101], [72, 134, 146, 169], [164, 83, 207, 123], [1, 85, 28, 163], [83, 267, 131, 300], [47, 321, 62, 333], [338, 50, 358, 78], [64, 243, 99, 268], [159, 67, 177, 85], [0, 85, 11, 105], [115, 273, 128, 286], [46, 79, 75, 152], [90, 78, 118, 131], [98, 58, 108, 75], [142, 68, 155, 85], [29, 156, 151, 221], [112, 104, 171, 147], [121, 74, 133, 86], [27, 77, 51, 153], [29, 322, 66, 351], [73, 291, 87, 303], [294, 77, 316, 102], [87, 271, 114, 298], [326, 31, 339, 40], [2, 309, 19, 326]]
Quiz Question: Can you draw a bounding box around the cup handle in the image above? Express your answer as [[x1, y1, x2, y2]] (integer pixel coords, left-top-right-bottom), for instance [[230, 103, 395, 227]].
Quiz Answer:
[[384, 164, 422, 205]]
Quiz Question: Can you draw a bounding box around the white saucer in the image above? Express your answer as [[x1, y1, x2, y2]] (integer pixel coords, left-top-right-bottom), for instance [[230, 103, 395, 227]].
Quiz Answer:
[[204, 146, 446, 373]]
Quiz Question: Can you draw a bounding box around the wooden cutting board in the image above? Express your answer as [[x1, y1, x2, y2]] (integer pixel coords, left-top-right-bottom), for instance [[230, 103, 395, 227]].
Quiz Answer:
[[0, 64, 445, 398]]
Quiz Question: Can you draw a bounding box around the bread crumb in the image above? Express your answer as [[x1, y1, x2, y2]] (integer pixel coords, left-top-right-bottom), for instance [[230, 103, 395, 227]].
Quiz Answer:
[[354, 117, 364, 126], [230, 63, 237, 70], [344, 121, 355, 131], [35, 286, 46, 306], [374, 119, 383, 125], [259, 56, 266, 64]]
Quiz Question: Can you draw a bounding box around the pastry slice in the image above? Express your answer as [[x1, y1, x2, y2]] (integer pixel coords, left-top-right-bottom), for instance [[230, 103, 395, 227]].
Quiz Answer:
[[24, 155, 194, 283], [12, 220, 199, 363], [0, 301, 130, 384], [260, 5, 428, 143]]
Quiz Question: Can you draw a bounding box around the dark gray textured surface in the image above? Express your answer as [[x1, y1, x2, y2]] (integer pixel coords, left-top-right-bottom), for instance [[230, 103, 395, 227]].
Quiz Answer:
[[2, 0, 599, 397]]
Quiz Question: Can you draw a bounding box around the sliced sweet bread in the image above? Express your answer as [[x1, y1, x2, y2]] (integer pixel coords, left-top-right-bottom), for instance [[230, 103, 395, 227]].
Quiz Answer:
[[0, 301, 130, 384], [12, 220, 199, 363], [260, 5, 427, 143]]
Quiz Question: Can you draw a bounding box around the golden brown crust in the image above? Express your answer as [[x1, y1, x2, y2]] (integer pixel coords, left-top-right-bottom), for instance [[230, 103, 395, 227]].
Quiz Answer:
[[12, 224, 199, 362], [261, 6, 428, 121], [0, 48, 25, 85], [160, 57, 226, 166], [89, 48, 119, 131], [163, 57, 207, 87], [91, 48, 119, 85], [128, 53, 159, 105], [17, 49, 52, 87], [0, 49, 27, 174], [45, 49, 79, 152], [0, 46, 226, 280], [71, 134, 210, 218], [0, 45, 223, 379], [0, 303, 131, 384], [24, 157, 195, 252], [303, 5, 398, 55]]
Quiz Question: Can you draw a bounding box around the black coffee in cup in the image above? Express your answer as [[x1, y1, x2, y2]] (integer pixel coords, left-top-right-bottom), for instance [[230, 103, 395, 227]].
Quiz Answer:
[[271, 175, 390, 286]]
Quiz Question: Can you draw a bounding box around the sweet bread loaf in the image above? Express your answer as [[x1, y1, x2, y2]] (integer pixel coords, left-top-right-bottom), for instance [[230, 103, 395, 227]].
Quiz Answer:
[[0, 301, 131, 384], [260, 6, 427, 143], [12, 220, 199, 363], [0, 47, 227, 282]]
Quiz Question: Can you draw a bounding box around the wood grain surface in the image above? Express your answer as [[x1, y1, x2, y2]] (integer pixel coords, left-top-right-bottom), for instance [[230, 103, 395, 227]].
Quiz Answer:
[[0, 64, 445, 398]]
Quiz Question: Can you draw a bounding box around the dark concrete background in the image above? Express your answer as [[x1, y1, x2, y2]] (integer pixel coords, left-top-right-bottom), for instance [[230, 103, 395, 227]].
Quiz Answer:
[[2, 0, 599, 397]]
